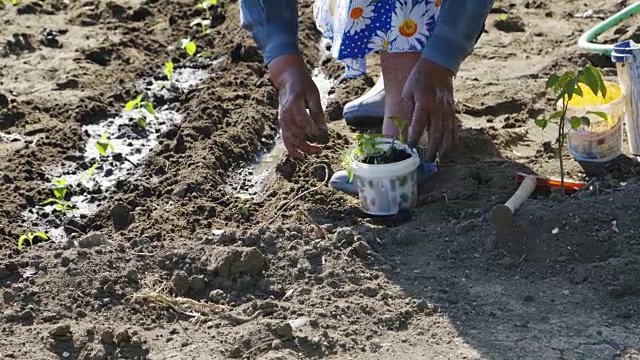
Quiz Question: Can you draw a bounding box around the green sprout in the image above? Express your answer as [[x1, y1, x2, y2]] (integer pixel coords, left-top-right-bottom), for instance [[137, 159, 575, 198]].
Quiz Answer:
[[195, 0, 217, 18], [95, 133, 114, 156], [190, 18, 211, 34], [535, 64, 609, 190], [342, 132, 386, 182], [388, 116, 408, 143], [42, 178, 74, 212], [2, 0, 20, 5], [181, 38, 197, 57], [342, 118, 409, 182], [79, 161, 99, 181], [164, 61, 174, 82], [125, 94, 155, 129], [235, 193, 251, 218], [18, 231, 48, 250], [497, 14, 508, 21]]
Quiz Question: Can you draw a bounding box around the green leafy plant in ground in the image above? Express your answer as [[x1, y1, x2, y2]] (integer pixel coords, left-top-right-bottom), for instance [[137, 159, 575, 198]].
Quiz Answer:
[[42, 178, 74, 212], [164, 61, 174, 82], [79, 161, 99, 181], [342, 117, 408, 181], [125, 94, 155, 128], [181, 38, 197, 57], [195, 0, 217, 18], [535, 64, 609, 190], [18, 231, 47, 250], [190, 18, 211, 34], [95, 133, 114, 156]]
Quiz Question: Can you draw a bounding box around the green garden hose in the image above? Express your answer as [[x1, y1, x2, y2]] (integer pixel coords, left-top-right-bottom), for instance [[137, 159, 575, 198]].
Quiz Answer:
[[577, 2, 640, 55]]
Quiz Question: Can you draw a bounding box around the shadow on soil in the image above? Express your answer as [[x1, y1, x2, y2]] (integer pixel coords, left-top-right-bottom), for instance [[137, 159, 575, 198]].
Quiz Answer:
[[337, 127, 640, 358]]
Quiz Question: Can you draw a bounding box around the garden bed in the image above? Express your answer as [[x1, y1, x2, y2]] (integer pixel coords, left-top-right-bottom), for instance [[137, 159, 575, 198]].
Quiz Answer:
[[1, 0, 640, 359]]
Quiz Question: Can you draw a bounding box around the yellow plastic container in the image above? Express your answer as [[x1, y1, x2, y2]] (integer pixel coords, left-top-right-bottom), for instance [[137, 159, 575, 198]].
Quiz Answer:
[[559, 81, 625, 162]]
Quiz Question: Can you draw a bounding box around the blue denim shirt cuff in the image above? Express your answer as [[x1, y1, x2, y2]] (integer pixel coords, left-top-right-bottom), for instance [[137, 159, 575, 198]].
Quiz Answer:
[[260, 32, 300, 64], [420, 28, 469, 75]]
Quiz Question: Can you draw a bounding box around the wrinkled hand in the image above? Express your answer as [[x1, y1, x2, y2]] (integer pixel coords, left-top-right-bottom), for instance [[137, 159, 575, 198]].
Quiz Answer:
[[268, 54, 329, 159], [402, 59, 456, 162]]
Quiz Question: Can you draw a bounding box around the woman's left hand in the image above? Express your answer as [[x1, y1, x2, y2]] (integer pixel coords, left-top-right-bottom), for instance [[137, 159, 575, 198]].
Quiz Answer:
[[402, 59, 457, 162]]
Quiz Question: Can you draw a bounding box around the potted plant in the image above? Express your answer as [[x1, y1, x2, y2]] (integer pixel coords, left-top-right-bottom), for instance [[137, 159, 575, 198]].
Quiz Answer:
[[342, 120, 420, 215]]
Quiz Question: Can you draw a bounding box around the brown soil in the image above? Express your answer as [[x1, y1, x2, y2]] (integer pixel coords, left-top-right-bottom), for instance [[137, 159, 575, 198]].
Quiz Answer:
[[2, 0, 640, 359]]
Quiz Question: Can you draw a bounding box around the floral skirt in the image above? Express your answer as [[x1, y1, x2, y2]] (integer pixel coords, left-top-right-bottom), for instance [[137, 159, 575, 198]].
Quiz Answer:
[[314, 0, 442, 78]]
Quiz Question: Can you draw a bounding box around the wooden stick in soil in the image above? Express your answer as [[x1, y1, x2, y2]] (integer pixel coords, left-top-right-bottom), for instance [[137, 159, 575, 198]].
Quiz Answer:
[[490, 175, 537, 231]]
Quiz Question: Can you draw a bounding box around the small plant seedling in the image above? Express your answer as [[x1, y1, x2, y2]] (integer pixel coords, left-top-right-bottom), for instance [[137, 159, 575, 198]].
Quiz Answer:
[[181, 38, 197, 57], [235, 193, 251, 218], [79, 161, 99, 181], [342, 117, 409, 181], [125, 94, 156, 129], [388, 116, 408, 143], [42, 178, 74, 212], [497, 14, 508, 21], [190, 18, 211, 34], [95, 133, 114, 156], [535, 64, 609, 190], [18, 231, 48, 250], [195, 0, 217, 18], [163, 61, 174, 82]]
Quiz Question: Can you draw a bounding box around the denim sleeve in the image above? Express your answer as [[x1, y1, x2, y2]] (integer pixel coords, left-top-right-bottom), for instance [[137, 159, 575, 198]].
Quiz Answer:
[[421, 0, 494, 74], [239, 0, 300, 64]]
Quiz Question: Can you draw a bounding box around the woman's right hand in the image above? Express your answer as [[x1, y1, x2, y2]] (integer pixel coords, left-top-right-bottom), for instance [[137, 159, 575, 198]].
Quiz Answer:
[[268, 54, 329, 159]]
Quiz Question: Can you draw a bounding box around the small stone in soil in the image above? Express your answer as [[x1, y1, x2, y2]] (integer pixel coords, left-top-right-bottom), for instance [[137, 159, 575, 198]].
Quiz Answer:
[[20, 309, 34, 320], [171, 271, 190, 295], [115, 329, 131, 344], [78, 232, 113, 248], [3, 290, 16, 304], [273, 322, 293, 340], [351, 241, 371, 258], [189, 275, 206, 292], [101, 330, 115, 344], [209, 289, 225, 303], [126, 269, 139, 283], [110, 203, 134, 230], [50, 324, 71, 337]]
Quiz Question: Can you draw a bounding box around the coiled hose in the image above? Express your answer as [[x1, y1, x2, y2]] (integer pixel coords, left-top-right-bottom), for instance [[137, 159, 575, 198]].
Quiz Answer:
[[577, 2, 640, 55]]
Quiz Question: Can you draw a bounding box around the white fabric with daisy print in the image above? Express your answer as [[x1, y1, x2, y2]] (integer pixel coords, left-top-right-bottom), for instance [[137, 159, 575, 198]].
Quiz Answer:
[[314, 0, 441, 78]]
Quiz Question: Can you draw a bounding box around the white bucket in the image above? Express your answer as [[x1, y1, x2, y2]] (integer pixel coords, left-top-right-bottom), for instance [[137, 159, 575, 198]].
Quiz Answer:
[[351, 138, 420, 216], [560, 82, 625, 163], [612, 40, 640, 155]]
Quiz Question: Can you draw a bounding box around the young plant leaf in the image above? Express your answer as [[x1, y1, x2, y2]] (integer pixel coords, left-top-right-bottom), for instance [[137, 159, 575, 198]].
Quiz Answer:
[[580, 116, 591, 127], [137, 117, 146, 128], [17, 234, 28, 250], [545, 73, 560, 90], [41, 198, 59, 205], [125, 94, 143, 112], [95, 134, 111, 156], [579, 65, 607, 99], [163, 61, 174, 81], [586, 110, 612, 125], [181, 39, 197, 57], [143, 101, 155, 115], [534, 118, 548, 130], [569, 116, 582, 130]]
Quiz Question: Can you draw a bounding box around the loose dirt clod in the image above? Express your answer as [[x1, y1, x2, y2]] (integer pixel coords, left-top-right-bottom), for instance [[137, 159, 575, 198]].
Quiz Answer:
[[171, 271, 189, 295], [110, 203, 134, 230], [77, 232, 113, 248], [209, 247, 264, 278]]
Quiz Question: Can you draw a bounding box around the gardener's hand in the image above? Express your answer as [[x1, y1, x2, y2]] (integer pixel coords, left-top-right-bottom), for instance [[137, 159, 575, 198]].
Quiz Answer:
[[402, 59, 456, 162], [268, 54, 329, 159]]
